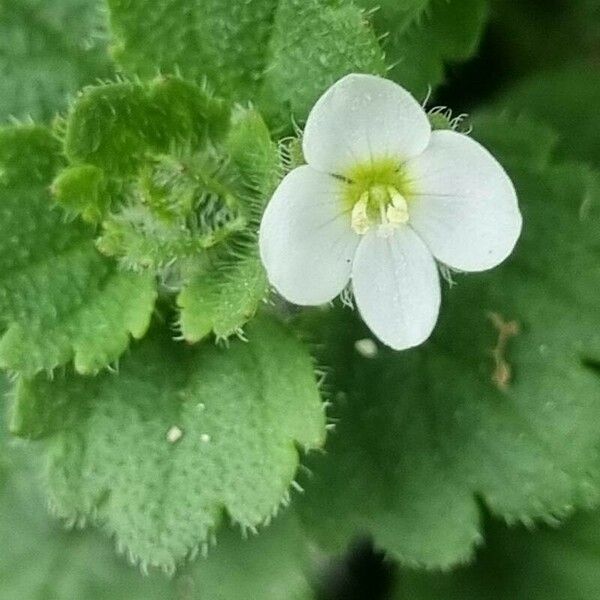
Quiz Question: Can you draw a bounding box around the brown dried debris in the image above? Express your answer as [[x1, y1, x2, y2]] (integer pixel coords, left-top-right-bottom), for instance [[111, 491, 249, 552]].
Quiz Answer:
[[487, 312, 521, 392]]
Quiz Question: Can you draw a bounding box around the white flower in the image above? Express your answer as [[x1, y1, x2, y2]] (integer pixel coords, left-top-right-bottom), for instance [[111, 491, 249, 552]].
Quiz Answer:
[[259, 74, 522, 350]]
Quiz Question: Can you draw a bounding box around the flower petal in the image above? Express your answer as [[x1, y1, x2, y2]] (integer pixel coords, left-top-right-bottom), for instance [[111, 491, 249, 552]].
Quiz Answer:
[[259, 165, 359, 305], [303, 73, 431, 176], [407, 130, 523, 272], [351, 227, 441, 350]]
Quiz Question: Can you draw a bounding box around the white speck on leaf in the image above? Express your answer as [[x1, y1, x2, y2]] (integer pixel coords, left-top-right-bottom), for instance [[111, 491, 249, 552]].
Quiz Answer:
[[166, 426, 183, 444], [355, 338, 378, 358]]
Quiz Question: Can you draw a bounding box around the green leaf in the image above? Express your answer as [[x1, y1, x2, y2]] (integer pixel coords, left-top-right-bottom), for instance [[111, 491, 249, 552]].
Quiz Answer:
[[258, 0, 386, 128], [494, 64, 600, 166], [355, 0, 430, 32], [92, 147, 249, 275], [14, 316, 325, 570], [363, 0, 489, 98], [490, 3, 600, 79], [107, 0, 278, 102], [0, 125, 156, 376], [52, 163, 111, 223], [58, 82, 278, 340], [178, 253, 268, 343], [470, 112, 559, 172], [0, 434, 173, 599], [1, 404, 315, 599], [177, 108, 280, 342], [297, 128, 600, 568], [57, 83, 277, 344], [183, 512, 315, 600], [56, 76, 244, 279], [64, 77, 230, 176], [395, 510, 600, 599], [0, 0, 113, 122], [106, 0, 385, 128], [424, 0, 488, 60]]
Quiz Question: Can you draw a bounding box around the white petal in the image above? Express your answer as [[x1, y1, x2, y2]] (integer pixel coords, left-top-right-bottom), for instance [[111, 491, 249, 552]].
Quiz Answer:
[[303, 73, 431, 175], [351, 227, 441, 350], [259, 165, 359, 305], [407, 130, 522, 272]]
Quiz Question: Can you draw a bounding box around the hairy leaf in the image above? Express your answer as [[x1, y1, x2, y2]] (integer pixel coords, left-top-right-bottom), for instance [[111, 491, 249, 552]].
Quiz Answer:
[[64, 77, 230, 176], [52, 163, 111, 223], [490, 2, 600, 79], [13, 316, 325, 569], [58, 82, 278, 339], [395, 510, 600, 599], [259, 0, 386, 128], [0, 441, 172, 599], [1, 404, 315, 599], [0, 125, 156, 376], [471, 112, 559, 172], [107, 0, 277, 101], [297, 119, 600, 568], [494, 64, 600, 166], [178, 109, 280, 341], [363, 0, 489, 98], [107, 0, 385, 128], [184, 513, 314, 600], [178, 253, 269, 343], [356, 0, 430, 32], [0, 0, 113, 122], [56, 77, 242, 276]]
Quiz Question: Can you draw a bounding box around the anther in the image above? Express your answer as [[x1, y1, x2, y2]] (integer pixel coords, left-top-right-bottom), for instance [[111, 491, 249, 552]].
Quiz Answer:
[[386, 186, 409, 225], [351, 191, 372, 235]]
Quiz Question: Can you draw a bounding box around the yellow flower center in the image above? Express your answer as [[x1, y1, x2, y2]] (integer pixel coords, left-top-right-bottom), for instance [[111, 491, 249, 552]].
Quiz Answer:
[[342, 159, 414, 237]]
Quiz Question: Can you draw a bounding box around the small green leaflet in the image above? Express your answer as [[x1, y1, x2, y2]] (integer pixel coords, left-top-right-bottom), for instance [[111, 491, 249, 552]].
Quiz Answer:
[[0, 125, 156, 376], [13, 316, 326, 570], [0, 0, 113, 122], [58, 78, 236, 274], [106, 0, 386, 128], [63, 77, 230, 177], [297, 114, 600, 568], [178, 252, 269, 343]]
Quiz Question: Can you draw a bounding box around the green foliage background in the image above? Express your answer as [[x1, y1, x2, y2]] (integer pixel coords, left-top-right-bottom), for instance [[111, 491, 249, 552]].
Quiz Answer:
[[1, 0, 600, 598]]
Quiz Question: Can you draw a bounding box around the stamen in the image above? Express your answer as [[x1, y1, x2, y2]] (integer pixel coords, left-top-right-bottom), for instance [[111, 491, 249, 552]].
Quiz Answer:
[[351, 191, 372, 235], [386, 187, 409, 225], [349, 179, 410, 238]]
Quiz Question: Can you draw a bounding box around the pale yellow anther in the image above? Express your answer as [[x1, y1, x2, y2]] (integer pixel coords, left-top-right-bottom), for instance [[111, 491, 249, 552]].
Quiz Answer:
[[351, 191, 372, 235], [386, 186, 410, 225], [351, 184, 410, 237]]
